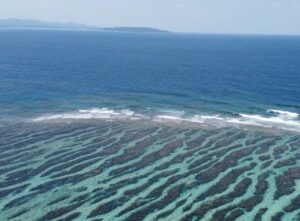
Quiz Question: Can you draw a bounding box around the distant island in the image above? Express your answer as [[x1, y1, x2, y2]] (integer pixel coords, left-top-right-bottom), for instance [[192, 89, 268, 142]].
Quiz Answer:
[[0, 19, 170, 33], [103, 27, 170, 33]]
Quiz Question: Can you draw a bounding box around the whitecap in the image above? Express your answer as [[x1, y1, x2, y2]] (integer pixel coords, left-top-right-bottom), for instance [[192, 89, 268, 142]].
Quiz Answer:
[[153, 115, 185, 122], [32, 108, 300, 133], [268, 109, 299, 120], [153, 109, 300, 132], [33, 108, 145, 122]]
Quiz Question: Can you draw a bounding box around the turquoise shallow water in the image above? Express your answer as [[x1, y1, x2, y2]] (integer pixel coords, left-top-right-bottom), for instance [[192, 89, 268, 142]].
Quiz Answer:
[[1, 120, 300, 221], [0, 30, 300, 220]]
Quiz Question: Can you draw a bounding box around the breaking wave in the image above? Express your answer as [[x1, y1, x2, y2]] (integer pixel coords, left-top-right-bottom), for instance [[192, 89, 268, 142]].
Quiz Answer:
[[32, 108, 300, 133], [32, 108, 146, 122], [154, 109, 300, 132]]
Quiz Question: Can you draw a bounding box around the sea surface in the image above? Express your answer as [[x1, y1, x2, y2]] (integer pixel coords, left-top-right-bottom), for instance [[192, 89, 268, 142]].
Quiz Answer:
[[0, 30, 300, 221]]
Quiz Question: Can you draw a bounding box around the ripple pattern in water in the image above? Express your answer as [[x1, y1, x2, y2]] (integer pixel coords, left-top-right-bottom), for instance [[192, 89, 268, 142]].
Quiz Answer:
[[1, 121, 300, 221]]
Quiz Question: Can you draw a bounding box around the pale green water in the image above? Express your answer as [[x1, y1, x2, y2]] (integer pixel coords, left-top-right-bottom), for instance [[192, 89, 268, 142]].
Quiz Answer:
[[1, 120, 300, 221]]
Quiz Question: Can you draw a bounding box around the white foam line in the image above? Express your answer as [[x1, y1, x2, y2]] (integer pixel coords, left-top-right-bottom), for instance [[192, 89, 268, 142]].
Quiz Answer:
[[32, 108, 300, 133], [33, 108, 145, 122], [268, 109, 299, 120], [154, 110, 300, 132]]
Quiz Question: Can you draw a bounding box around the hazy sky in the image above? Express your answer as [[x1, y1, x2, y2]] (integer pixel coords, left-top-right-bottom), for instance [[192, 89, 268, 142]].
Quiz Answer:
[[1, 0, 300, 35]]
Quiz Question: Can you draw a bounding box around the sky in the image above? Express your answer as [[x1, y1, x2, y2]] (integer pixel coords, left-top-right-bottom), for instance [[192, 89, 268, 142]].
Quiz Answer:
[[0, 0, 300, 35]]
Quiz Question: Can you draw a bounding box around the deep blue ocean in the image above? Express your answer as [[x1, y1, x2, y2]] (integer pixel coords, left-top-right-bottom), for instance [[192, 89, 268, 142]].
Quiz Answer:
[[1, 30, 300, 221], [0, 30, 299, 127]]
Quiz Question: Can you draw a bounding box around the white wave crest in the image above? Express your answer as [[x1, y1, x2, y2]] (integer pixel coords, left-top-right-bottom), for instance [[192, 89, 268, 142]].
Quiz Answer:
[[234, 111, 299, 132], [33, 108, 144, 122], [268, 109, 299, 120], [154, 110, 300, 132], [153, 115, 186, 123], [33, 108, 300, 133]]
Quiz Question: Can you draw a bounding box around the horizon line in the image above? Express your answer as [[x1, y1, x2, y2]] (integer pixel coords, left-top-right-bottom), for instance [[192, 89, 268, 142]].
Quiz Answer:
[[1, 18, 300, 37]]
